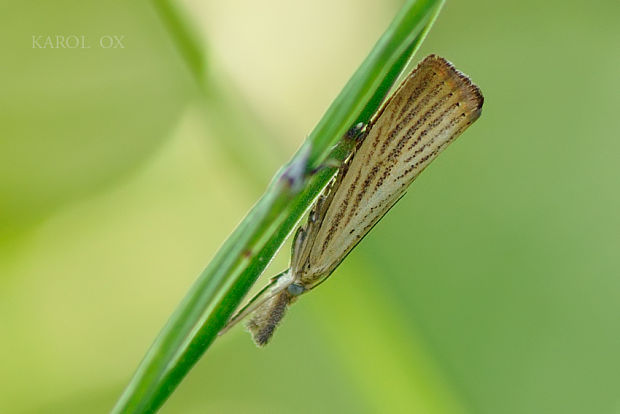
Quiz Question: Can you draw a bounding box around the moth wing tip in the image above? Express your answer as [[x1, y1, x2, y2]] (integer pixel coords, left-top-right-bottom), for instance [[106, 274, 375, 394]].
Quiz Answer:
[[418, 54, 484, 113]]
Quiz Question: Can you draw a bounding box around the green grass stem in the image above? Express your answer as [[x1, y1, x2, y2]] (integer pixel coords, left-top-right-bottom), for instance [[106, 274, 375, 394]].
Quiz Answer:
[[112, 1, 445, 412]]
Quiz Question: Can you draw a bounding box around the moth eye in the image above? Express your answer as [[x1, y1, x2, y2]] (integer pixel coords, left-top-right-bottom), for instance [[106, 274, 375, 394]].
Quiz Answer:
[[287, 283, 305, 296]]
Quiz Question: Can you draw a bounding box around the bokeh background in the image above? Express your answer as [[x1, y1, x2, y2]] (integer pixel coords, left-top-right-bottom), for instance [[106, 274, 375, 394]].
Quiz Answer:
[[1, 0, 619, 413]]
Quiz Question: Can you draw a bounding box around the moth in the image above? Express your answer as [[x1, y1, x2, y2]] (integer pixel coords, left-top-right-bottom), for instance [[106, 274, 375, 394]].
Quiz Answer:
[[221, 55, 484, 346]]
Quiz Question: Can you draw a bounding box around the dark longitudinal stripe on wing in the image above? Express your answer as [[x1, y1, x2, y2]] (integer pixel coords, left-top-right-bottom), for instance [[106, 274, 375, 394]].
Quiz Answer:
[[403, 106, 462, 163], [396, 119, 470, 181], [363, 124, 384, 168], [370, 90, 457, 194], [405, 100, 460, 152], [342, 164, 381, 228], [318, 168, 360, 254], [394, 69, 437, 122], [378, 78, 445, 156], [400, 109, 454, 167], [396, 102, 461, 168]]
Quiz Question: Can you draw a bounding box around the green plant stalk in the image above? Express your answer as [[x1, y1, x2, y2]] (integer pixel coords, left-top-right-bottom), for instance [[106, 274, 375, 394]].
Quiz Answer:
[[151, 0, 209, 89], [113, 0, 445, 412]]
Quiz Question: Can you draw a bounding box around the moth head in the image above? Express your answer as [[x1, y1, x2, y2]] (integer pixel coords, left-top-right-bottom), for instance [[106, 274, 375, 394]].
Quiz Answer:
[[286, 283, 305, 296]]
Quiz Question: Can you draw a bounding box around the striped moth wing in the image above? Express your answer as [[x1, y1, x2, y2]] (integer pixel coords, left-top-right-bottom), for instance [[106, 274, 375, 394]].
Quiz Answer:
[[242, 54, 483, 346], [299, 54, 484, 286]]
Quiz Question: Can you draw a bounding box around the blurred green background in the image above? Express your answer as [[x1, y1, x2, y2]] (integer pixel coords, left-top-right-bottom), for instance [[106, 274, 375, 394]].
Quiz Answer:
[[1, 0, 619, 413]]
